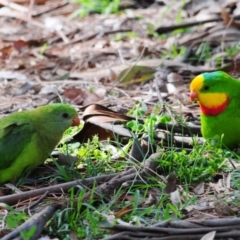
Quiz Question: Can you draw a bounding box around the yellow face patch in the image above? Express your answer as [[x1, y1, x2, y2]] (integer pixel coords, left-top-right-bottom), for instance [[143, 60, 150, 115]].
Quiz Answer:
[[190, 75, 204, 92], [199, 92, 228, 108]]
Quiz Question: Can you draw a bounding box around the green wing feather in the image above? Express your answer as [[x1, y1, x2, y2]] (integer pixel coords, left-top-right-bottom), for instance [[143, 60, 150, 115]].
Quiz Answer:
[[0, 118, 34, 169]]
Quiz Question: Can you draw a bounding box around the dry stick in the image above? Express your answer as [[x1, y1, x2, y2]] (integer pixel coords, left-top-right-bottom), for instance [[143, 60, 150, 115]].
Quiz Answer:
[[103, 224, 240, 235], [102, 218, 240, 240], [155, 122, 201, 136], [0, 0, 28, 12], [62, 29, 132, 47], [26, 191, 49, 212], [32, 0, 68, 17], [155, 15, 240, 34], [0, 173, 118, 206], [103, 230, 240, 240], [1, 202, 60, 240]]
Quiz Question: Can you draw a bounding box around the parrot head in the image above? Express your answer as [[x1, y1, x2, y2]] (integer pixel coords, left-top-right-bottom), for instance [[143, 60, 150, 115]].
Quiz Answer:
[[33, 104, 80, 136], [189, 71, 231, 116]]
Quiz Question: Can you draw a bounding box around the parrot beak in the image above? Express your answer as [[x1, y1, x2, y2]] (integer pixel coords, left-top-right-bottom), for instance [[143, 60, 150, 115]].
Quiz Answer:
[[190, 91, 198, 102], [72, 117, 80, 126]]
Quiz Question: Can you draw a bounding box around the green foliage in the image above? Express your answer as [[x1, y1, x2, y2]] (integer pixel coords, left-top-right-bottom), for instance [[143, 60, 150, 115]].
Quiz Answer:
[[162, 45, 187, 60], [225, 44, 239, 57], [71, 0, 120, 18], [158, 140, 228, 183], [114, 32, 139, 41], [4, 210, 36, 240], [195, 42, 211, 62], [5, 211, 28, 228], [21, 226, 37, 240]]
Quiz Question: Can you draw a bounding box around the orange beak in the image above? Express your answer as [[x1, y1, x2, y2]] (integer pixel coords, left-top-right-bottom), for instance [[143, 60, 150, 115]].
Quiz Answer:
[[72, 116, 80, 126], [190, 91, 198, 102]]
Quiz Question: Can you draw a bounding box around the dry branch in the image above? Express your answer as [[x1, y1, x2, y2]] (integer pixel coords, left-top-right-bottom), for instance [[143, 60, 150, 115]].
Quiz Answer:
[[1, 202, 60, 240], [102, 218, 240, 240], [0, 173, 118, 206]]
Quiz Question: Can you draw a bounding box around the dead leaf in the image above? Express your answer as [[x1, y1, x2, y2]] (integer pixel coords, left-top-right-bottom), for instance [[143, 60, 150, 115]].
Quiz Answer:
[[200, 231, 216, 240], [221, 8, 240, 30], [214, 200, 236, 216], [13, 40, 28, 52], [117, 65, 155, 87], [114, 205, 133, 218], [64, 88, 85, 104], [193, 182, 205, 195], [143, 192, 158, 207], [170, 189, 182, 206], [0, 45, 14, 59], [165, 173, 177, 193], [82, 92, 102, 106], [64, 88, 102, 105], [82, 104, 134, 122], [72, 104, 134, 143]]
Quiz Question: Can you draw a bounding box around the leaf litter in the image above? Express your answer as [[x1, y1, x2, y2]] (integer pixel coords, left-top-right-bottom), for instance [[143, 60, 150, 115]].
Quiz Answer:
[[1, 0, 240, 239]]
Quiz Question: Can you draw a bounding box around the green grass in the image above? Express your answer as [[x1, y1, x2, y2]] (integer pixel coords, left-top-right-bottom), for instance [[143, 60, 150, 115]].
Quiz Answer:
[[45, 104, 237, 238], [71, 0, 120, 18]]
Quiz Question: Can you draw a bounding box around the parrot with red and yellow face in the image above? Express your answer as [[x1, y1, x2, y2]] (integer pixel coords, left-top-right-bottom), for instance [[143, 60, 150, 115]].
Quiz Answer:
[[190, 71, 240, 148]]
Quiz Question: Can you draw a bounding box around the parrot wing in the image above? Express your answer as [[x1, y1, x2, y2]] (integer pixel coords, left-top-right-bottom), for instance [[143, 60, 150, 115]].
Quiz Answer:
[[0, 117, 34, 169]]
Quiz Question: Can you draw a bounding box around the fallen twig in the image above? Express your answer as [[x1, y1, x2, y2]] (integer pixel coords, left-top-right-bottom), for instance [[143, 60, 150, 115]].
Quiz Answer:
[[1, 202, 60, 240], [102, 218, 240, 240], [0, 173, 118, 206]]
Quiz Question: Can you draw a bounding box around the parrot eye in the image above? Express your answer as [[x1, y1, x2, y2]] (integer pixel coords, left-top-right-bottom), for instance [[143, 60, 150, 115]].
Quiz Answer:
[[62, 113, 69, 119], [203, 85, 210, 90]]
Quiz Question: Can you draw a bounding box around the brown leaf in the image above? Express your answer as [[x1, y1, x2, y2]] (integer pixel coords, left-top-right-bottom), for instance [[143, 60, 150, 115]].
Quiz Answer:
[[64, 88, 103, 105], [63, 88, 85, 104], [0, 46, 14, 59], [114, 205, 133, 218], [82, 92, 102, 106], [117, 65, 155, 87], [214, 200, 236, 216], [72, 104, 134, 143], [13, 40, 28, 52], [82, 104, 134, 122], [165, 173, 177, 193], [221, 8, 240, 30], [72, 122, 114, 143]]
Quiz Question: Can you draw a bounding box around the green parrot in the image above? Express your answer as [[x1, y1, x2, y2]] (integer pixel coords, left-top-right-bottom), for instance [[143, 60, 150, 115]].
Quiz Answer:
[[190, 71, 240, 148], [0, 103, 80, 183]]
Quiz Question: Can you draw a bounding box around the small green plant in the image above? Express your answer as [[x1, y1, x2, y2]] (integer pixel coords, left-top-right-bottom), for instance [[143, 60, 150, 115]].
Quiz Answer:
[[4, 210, 36, 240], [5, 211, 28, 229], [225, 44, 238, 57], [195, 42, 211, 63], [114, 32, 139, 41], [40, 42, 48, 54], [157, 140, 228, 183], [161, 45, 187, 60], [71, 0, 120, 18]]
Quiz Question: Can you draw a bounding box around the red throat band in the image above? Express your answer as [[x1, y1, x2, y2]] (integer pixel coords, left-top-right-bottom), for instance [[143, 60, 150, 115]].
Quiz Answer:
[[200, 100, 229, 116]]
